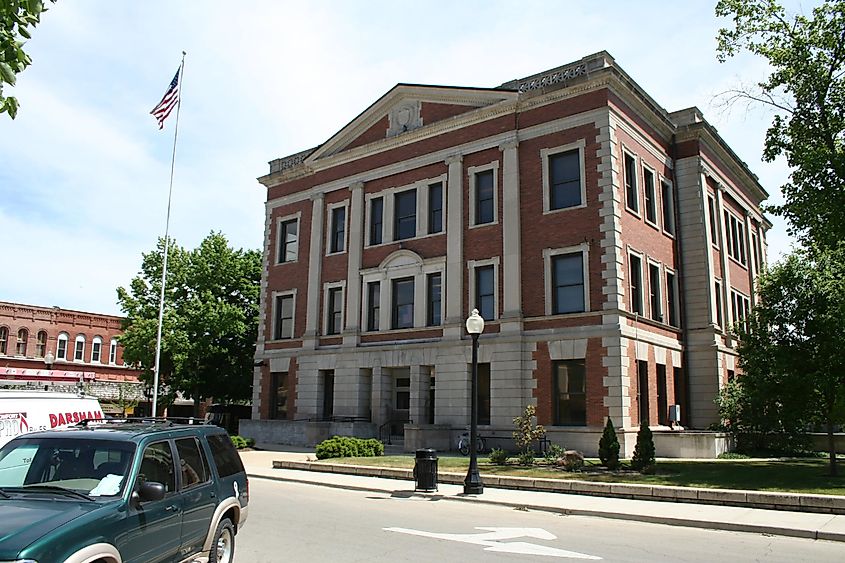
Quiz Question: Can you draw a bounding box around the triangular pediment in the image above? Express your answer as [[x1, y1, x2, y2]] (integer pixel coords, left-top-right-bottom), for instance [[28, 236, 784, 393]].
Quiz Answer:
[[306, 84, 517, 162]]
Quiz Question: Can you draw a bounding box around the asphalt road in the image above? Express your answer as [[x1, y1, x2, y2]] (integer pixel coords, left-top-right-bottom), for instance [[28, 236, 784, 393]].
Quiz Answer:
[[234, 476, 844, 562]]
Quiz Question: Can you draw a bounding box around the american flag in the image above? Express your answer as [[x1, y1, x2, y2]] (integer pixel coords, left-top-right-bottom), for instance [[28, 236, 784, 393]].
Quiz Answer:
[[150, 68, 180, 129]]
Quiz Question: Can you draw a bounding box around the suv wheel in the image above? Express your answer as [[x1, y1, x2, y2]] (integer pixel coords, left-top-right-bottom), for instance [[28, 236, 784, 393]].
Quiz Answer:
[[209, 517, 235, 563]]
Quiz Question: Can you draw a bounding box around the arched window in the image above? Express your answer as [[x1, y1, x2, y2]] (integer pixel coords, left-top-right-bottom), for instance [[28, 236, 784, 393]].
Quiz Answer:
[[35, 330, 48, 357], [16, 328, 28, 356], [91, 336, 103, 363], [0, 326, 7, 355], [109, 338, 118, 365], [56, 333, 69, 360], [74, 334, 86, 362]]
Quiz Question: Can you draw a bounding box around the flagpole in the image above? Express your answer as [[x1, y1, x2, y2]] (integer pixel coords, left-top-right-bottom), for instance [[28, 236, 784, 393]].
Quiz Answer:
[[152, 51, 186, 417]]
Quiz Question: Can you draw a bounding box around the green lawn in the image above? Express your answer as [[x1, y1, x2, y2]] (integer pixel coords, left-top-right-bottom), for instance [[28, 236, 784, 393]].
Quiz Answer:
[[321, 455, 845, 496]]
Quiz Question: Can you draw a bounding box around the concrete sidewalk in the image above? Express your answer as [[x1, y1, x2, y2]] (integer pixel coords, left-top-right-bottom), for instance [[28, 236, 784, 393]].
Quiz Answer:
[[239, 450, 845, 543]]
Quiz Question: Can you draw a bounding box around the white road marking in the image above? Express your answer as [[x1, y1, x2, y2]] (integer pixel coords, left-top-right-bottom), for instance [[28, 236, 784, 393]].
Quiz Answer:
[[384, 526, 602, 559]]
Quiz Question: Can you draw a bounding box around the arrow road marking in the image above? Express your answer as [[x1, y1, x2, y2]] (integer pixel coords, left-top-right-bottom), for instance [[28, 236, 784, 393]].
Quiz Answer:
[[384, 526, 601, 559]]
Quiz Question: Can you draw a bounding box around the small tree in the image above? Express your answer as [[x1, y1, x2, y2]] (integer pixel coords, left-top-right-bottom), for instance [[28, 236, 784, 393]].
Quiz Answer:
[[630, 421, 656, 472], [598, 417, 620, 469], [512, 404, 545, 464]]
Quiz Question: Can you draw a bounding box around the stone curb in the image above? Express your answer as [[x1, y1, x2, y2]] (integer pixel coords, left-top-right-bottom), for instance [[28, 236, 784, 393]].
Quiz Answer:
[[251, 464, 845, 543], [271, 460, 845, 516]]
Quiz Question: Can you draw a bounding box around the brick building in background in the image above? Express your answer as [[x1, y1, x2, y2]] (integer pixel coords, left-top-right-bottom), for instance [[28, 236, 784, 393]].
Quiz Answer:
[[0, 301, 147, 415], [243, 52, 769, 457]]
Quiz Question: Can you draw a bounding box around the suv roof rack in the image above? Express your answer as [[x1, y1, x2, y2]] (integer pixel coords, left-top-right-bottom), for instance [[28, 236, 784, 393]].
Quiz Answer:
[[74, 416, 210, 428]]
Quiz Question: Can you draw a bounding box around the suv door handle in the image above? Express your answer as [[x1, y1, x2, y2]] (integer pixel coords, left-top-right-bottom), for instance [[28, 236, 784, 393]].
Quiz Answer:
[[165, 504, 179, 512]]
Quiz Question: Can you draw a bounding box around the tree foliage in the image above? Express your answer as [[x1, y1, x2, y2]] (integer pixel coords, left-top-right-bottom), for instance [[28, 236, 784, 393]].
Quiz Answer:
[[117, 232, 261, 413], [598, 417, 621, 469], [723, 244, 845, 475], [1, 0, 55, 118], [716, 0, 845, 247], [630, 421, 656, 472], [512, 404, 546, 456]]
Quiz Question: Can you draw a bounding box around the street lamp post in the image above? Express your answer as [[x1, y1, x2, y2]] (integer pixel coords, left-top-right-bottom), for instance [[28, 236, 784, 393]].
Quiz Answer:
[[43, 352, 54, 392], [464, 308, 484, 495]]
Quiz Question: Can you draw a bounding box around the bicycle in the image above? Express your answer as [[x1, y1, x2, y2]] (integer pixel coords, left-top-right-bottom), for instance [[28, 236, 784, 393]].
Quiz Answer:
[[457, 431, 486, 455]]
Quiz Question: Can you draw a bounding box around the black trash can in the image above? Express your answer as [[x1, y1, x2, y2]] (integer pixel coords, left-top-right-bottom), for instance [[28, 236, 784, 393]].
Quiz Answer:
[[413, 448, 438, 492]]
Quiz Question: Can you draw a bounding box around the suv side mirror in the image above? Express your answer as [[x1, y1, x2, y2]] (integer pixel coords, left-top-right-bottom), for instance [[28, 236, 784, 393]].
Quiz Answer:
[[133, 481, 166, 504]]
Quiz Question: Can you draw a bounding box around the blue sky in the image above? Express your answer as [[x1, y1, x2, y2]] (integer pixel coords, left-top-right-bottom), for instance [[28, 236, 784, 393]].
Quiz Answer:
[[0, 1, 802, 316]]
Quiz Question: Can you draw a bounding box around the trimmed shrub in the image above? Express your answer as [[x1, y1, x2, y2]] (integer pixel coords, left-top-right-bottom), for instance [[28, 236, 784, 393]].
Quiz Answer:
[[543, 443, 565, 465], [230, 435, 250, 449], [315, 436, 385, 460], [516, 449, 535, 466], [488, 447, 510, 465], [630, 421, 656, 472], [717, 451, 750, 459], [598, 418, 620, 469]]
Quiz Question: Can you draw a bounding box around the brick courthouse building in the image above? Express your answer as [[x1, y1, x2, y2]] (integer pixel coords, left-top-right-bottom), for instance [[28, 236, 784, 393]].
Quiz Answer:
[[244, 52, 769, 456]]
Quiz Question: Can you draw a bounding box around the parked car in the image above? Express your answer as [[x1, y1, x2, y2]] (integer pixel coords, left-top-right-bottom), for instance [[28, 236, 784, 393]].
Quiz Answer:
[[0, 418, 248, 563], [0, 390, 105, 449]]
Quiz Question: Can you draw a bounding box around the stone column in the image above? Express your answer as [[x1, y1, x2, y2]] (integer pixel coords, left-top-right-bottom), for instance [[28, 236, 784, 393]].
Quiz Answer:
[[499, 137, 522, 332], [344, 182, 365, 346], [304, 193, 325, 348], [444, 155, 464, 338], [714, 185, 732, 332], [408, 364, 425, 425]]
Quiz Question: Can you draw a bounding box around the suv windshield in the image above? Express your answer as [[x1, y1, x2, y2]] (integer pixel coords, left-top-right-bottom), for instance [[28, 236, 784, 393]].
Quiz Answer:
[[0, 437, 135, 498]]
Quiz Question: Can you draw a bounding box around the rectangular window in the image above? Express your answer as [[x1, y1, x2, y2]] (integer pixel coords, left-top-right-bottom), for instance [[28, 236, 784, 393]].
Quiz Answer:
[[392, 277, 414, 329], [624, 153, 638, 213], [549, 149, 581, 210], [394, 189, 417, 241], [657, 364, 668, 425], [426, 273, 442, 326], [370, 197, 383, 245], [274, 294, 294, 339], [649, 263, 662, 322], [552, 252, 584, 314], [629, 253, 643, 315], [330, 207, 346, 253], [661, 180, 675, 235], [723, 210, 747, 265], [637, 360, 650, 424], [271, 372, 288, 420], [428, 183, 443, 234], [709, 195, 718, 246], [57, 338, 67, 360], [643, 168, 657, 224], [321, 370, 334, 419], [751, 232, 760, 272], [109, 340, 117, 364], [731, 290, 751, 333], [553, 359, 587, 426], [327, 287, 343, 335], [367, 282, 380, 332], [278, 218, 298, 263], [714, 281, 723, 327], [475, 265, 495, 321], [91, 341, 101, 363], [0, 328, 6, 355], [74, 340, 84, 361], [475, 169, 494, 225], [478, 363, 491, 426], [666, 271, 679, 328]]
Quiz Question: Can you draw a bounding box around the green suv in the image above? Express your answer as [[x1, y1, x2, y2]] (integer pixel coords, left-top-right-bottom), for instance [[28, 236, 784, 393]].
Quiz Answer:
[[0, 419, 249, 563]]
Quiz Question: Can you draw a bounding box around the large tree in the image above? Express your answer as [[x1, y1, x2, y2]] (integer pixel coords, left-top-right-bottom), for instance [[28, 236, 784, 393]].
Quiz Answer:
[[722, 244, 845, 475], [1, 0, 56, 118], [117, 232, 261, 414], [716, 0, 845, 248]]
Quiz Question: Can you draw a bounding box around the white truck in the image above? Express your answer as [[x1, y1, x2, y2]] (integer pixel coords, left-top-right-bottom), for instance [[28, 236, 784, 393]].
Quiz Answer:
[[0, 391, 105, 449]]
